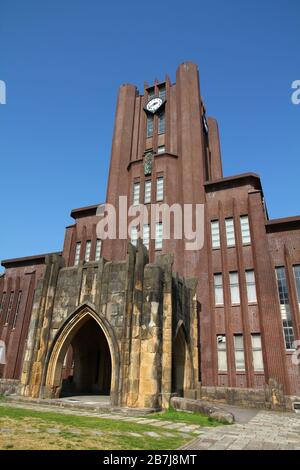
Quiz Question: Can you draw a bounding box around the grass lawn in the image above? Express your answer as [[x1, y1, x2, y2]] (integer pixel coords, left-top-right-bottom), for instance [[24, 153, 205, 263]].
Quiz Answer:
[[0, 404, 202, 450], [147, 407, 222, 426]]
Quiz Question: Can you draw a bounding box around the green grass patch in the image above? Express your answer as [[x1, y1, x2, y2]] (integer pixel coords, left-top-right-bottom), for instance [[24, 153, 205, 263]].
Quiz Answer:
[[147, 406, 221, 426], [0, 405, 190, 450]]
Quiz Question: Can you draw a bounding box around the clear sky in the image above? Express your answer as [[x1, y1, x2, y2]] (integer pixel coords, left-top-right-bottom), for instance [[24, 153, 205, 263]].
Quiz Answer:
[[0, 0, 299, 269]]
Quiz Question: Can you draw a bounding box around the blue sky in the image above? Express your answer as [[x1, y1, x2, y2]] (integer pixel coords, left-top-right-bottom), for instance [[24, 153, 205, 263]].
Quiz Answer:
[[0, 0, 299, 268]]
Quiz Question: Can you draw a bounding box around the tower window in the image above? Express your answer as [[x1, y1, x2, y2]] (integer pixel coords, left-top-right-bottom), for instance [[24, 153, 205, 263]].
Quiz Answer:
[[214, 274, 224, 306], [133, 182, 140, 206], [130, 226, 138, 247], [275, 267, 295, 350], [158, 85, 166, 101], [143, 224, 150, 250], [74, 242, 81, 266], [5, 292, 14, 325], [158, 110, 165, 134], [246, 270, 257, 303], [95, 239, 102, 261], [234, 334, 245, 370], [156, 177, 164, 202], [12, 291, 22, 329], [0, 292, 6, 317], [85, 240, 91, 262], [147, 114, 154, 138], [240, 215, 251, 244], [225, 218, 235, 247], [144, 180, 151, 204], [211, 220, 220, 249], [229, 272, 240, 305], [155, 222, 163, 250], [217, 335, 227, 371]]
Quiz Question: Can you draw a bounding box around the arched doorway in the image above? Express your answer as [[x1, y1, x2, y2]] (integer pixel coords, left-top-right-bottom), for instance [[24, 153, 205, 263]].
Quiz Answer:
[[44, 308, 118, 402], [60, 317, 111, 397], [172, 324, 193, 397]]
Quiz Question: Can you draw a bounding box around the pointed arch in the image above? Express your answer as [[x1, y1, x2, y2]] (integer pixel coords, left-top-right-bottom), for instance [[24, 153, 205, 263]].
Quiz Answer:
[[172, 321, 194, 396], [43, 304, 120, 405]]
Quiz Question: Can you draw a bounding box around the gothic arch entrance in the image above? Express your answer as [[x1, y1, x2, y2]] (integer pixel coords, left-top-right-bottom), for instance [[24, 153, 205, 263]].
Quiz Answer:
[[172, 323, 193, 397], [44, 307, 119, 404]]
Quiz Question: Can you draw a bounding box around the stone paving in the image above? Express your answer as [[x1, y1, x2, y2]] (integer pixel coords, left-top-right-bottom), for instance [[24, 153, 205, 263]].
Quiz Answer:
[[182, 410, 300, 450]]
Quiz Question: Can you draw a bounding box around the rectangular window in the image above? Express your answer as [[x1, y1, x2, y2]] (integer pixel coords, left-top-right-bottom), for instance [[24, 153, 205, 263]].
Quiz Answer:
[[155, 222, 163, 250], [293, 265, 300, 311], [157, 145, 165, 154], [211, 220, 220, 249], [143, 224, 150, 250], [156, 177, 164, 202], [12, 291, 22, 329], [133, 182, 140, 206], [275, 267, 295, 350], [251, 334, 264, 371], [225, 218, 235, 247], [131, 226, 138, 247], [95, 239, 102, 261], [229, 272, 240, 304], [217, 335, 227, 371], [246, 270, 257, 303], [240, 215, 251, 244], [5, 292, 14, 325], [158, 85, 166, 101], [146, 114, 154, 138], [85, 240, 91, 262], [234, 334, 245, 370], [0, 292, 6, 317], [144, 180, 152, 204], [74, 242, 81, 266], [214, 274, 224, 305], [158, 111, 165, 134]]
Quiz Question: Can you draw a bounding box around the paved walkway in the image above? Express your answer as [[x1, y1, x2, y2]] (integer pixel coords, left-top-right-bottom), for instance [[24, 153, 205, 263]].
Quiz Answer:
[[182, 410, 300, 450]]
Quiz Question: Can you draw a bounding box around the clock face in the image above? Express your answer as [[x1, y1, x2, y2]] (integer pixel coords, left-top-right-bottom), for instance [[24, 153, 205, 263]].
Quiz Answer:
[[146, 97, 163, 114]]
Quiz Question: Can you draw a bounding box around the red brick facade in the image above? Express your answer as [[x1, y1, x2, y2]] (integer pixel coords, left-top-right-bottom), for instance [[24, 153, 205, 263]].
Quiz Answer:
[[1, 61, 299, 398]]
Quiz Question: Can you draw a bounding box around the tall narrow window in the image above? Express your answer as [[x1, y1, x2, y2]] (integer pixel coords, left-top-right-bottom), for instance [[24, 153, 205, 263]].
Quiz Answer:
[[12, 291, 22, 329], [240, 215, 251, 244], [74, 242, 81, 266], [95, 239, 102, 261], [147, 88, 155, 101], [133, 182, 140, 206], [275, 267, 295, 350], [144, 180, 151, 204], [84, 240, 91, 262], [143, 224, 150, 250], [217, 335, 227, 371], [211, 220, 220, 249], [229, 272, 240, 304], [130, 226, 138, 247], [234, 334, 245, 370], [147, 114, 154, 138], [155, 222, 163, 250], [225, 218, 235, 247], [0, 292, 6, 317], [246, 270, 257, 303], [156, 177, 164, 202], [158, 111, 165, 134], [158, 84, 166, 100], [251, 334, 264, 371], [214, 274, 224, 305], [293, 265, 300, 311], [5, 292, 14, 325]]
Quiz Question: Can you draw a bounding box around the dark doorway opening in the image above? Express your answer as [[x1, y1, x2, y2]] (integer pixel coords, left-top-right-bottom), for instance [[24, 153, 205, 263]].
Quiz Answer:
[[60, 317, 111, 397], [172, 327, 186, 397]]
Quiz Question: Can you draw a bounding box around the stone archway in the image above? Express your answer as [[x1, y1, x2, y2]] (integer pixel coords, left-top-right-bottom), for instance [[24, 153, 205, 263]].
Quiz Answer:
[[43, 306, 120, 405], [172, 323, 193, 397]]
